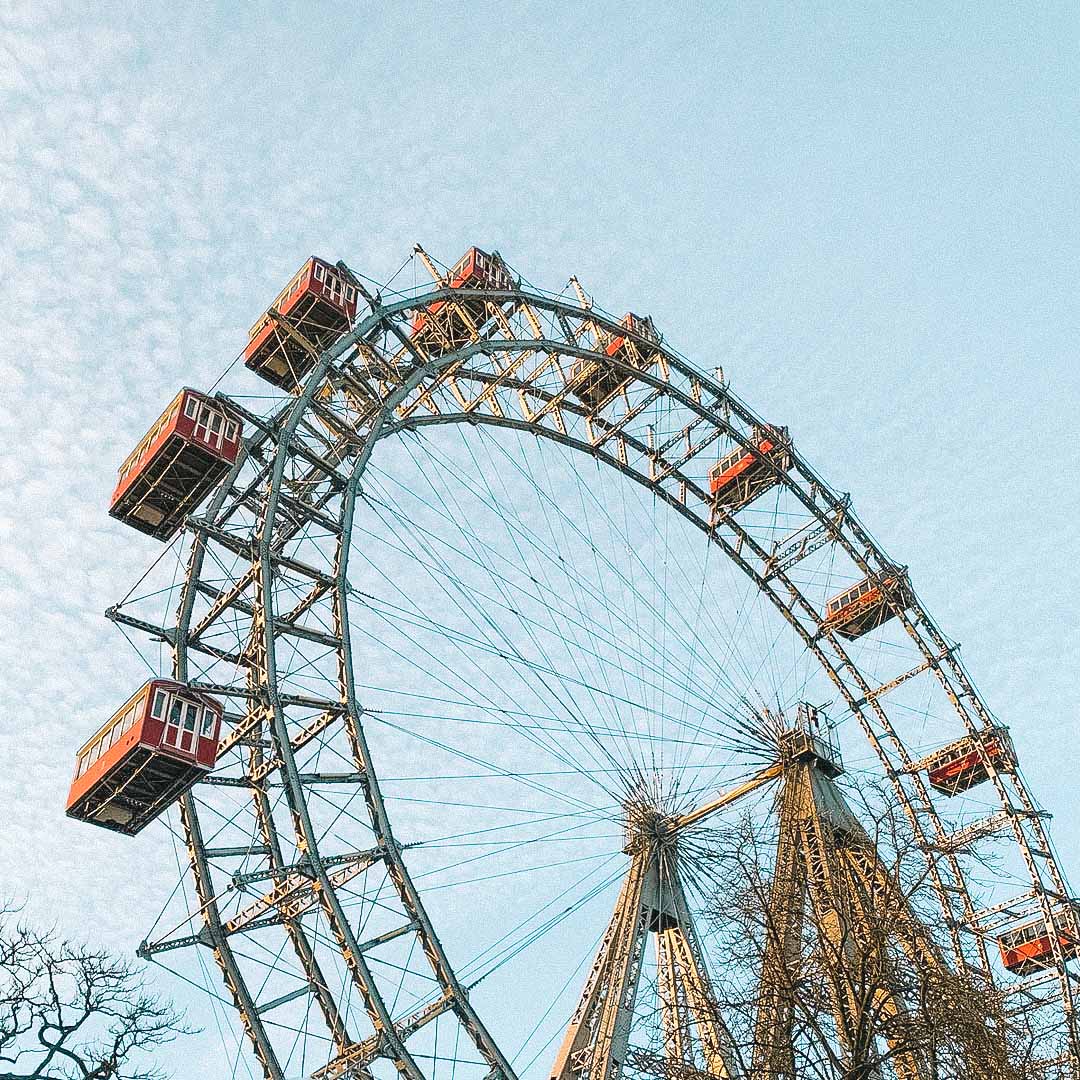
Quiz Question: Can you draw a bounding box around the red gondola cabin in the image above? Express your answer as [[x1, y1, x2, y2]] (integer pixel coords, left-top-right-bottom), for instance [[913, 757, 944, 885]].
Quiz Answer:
[[570, 312, 659, 409], [998, 911, 1080, 975], [245, 256, 358, 389], [110, 389, 242, 541], [821, 567, 913, 641], [411, 247, 515, 356], [67, 680, 223, 835], [708, 425, 791, 511], [923, 727, 1014, 796]]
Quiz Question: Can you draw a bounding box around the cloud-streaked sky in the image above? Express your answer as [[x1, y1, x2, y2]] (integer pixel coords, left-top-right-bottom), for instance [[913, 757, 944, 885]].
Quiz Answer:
[[2, 1, 1078, 1075]]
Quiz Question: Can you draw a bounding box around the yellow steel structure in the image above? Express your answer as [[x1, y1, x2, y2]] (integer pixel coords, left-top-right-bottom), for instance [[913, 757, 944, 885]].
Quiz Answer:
[[551, 708, 1019, 1080], [753, 721, 1016, 1080], [752, 724, 931, 1079], [549, 766, 780, 1080], [112, 244, 1077, 1079]]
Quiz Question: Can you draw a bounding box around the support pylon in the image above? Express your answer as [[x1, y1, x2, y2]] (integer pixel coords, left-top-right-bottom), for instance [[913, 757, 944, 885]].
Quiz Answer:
[[751, 715, 923, 1079], [550, 791, 761, 1080], [551, 704, 1019, 1080], [752, 707, 1016, 1080]]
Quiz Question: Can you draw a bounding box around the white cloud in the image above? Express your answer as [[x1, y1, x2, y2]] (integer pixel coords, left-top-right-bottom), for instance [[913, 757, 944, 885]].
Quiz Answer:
[[2, 3, 1079, 1077]]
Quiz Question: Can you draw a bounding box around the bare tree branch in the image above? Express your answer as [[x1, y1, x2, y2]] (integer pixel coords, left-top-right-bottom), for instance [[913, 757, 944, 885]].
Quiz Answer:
[[0, 904, 190, 1080], [642, 778, 1063, 1080]]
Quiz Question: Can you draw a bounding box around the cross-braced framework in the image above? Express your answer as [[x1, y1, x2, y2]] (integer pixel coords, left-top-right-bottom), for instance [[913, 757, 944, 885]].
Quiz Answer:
[[549, 767, 779, 1080], [548, 707, 1029, 1080], [750, 713, 1022, 1080], [107, 246, 1078, 1080]]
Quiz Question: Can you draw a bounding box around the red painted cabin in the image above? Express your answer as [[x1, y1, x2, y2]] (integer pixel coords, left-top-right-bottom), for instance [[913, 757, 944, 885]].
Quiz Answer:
[[821, 567, 912, 641], [571, 312, 659, 409], [924, 728, 1014, 796], [998, 912, 1080, 976], [110, 389, 242, 541], [245, 256, 358, 389], [604, 312, 658, 361], [708, 424, 791, 510], [411, 247, 514, 356], [66, 680, 223, 836]]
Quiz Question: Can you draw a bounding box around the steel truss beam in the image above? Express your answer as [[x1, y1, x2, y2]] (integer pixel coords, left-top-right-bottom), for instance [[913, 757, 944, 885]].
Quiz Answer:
[[549, 841, 738, 1080], [549, 771, 782, 1080], [753, 743, 1016, 1080], [108, 263, 1078, 1079]]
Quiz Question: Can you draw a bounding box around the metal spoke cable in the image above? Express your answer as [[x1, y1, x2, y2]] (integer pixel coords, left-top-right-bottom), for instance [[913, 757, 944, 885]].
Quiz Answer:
[[377, 439, 648, 790], [486, 429, 645, 776], [365, 433, 751, 722], [356, 477, 643, 797], [351, 470, 628, 777], [349, 481, 781, 786], [457, 428, 641, 785], [476, 422, 771, 711]]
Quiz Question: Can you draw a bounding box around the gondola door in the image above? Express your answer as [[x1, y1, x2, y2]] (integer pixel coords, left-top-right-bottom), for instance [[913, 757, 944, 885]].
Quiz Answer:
[[193, 403, 225, 452], [179, 700, 197, 753], [164, 697, 199, 754], [324, 270, 344, 308]]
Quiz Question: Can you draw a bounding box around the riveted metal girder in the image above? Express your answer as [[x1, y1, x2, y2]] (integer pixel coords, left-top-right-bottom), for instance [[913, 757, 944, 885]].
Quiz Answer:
[[107, 260, 1077, 1079]]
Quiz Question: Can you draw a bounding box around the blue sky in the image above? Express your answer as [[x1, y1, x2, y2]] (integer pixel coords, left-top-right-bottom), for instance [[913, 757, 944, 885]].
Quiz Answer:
[[1, 1, 1078, 1076]]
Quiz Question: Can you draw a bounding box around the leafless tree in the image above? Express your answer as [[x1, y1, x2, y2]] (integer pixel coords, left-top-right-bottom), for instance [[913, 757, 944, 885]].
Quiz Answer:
[[645, 778, 1064, 1080], [0, 905, 189, 1080]]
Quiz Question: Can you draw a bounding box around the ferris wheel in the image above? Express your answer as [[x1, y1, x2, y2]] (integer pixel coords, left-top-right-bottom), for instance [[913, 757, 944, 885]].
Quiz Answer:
[[74, 245, 1079, 1079]]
